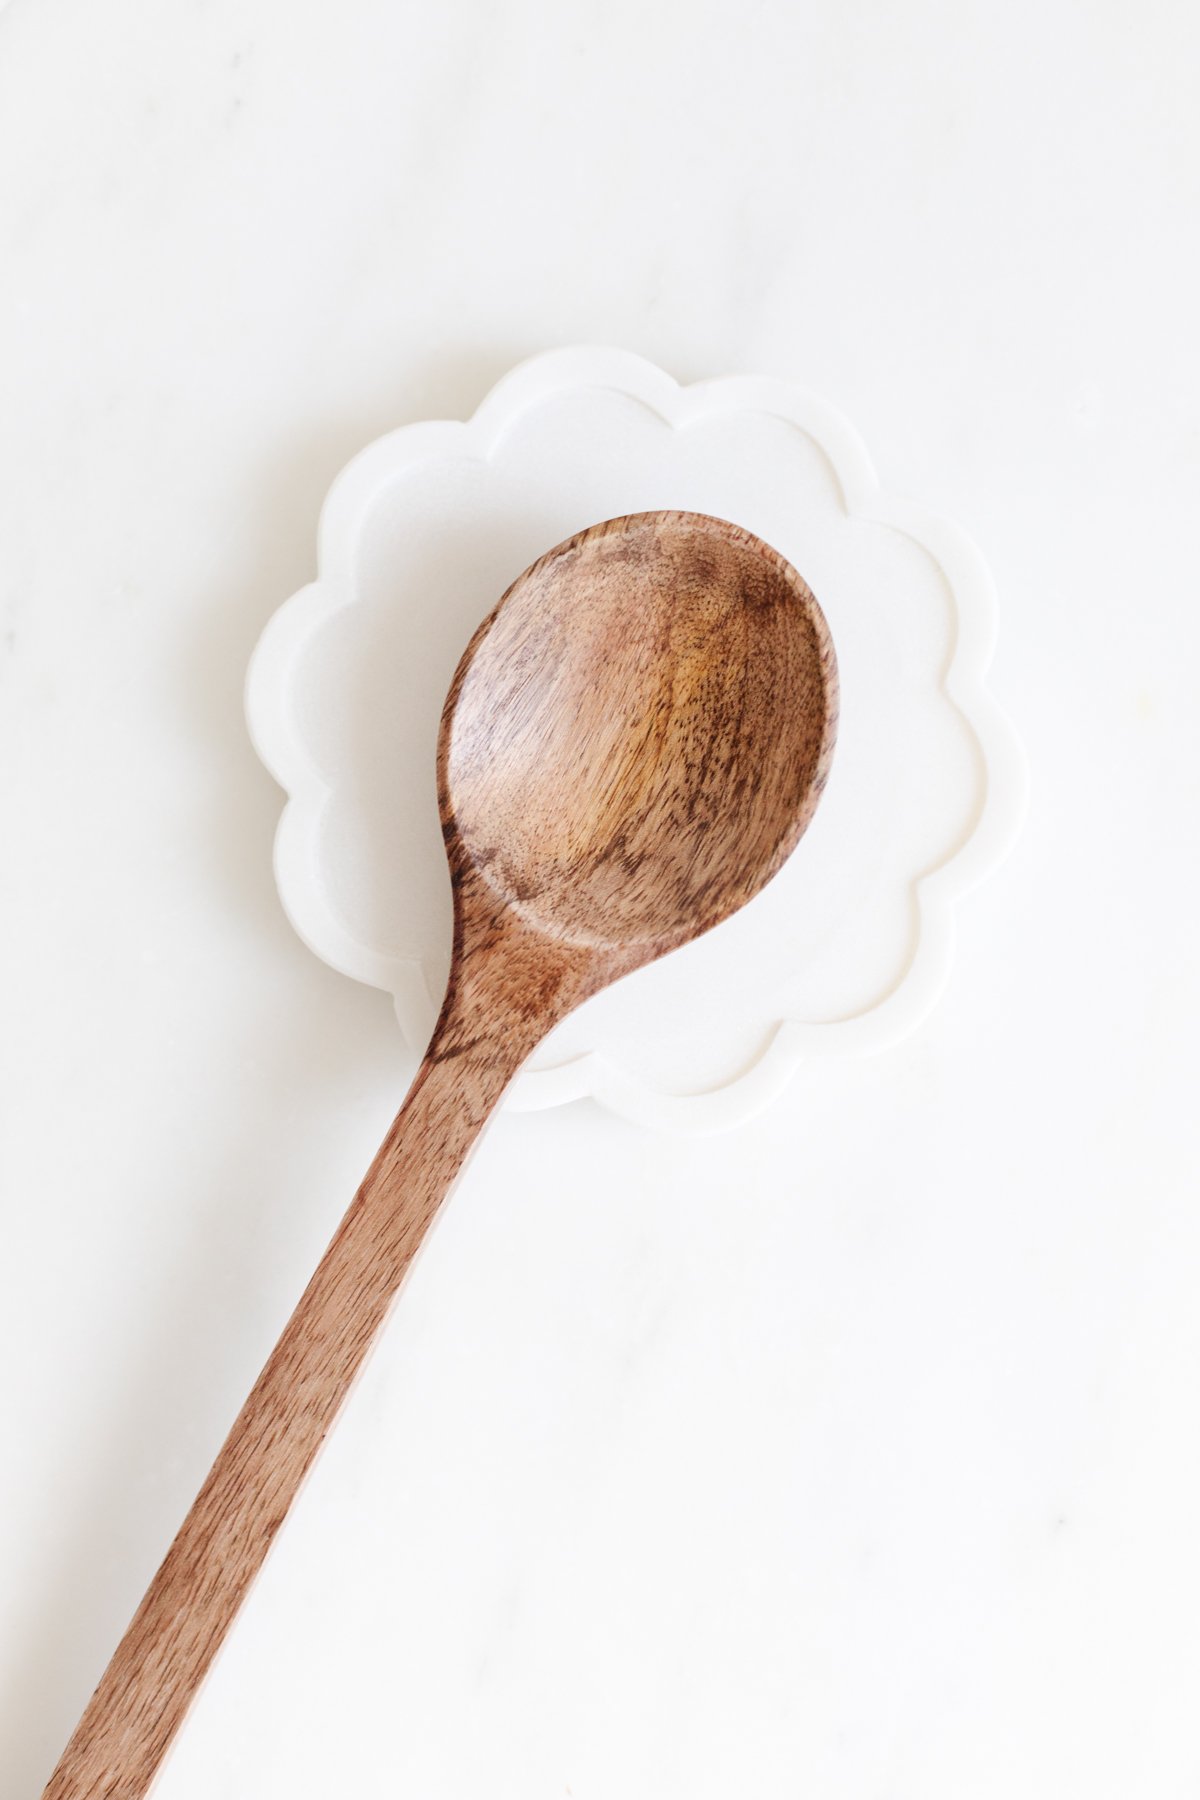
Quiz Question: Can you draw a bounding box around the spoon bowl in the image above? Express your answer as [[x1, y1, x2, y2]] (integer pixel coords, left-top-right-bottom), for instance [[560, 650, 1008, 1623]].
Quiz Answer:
[[443, 510, 837, 961]]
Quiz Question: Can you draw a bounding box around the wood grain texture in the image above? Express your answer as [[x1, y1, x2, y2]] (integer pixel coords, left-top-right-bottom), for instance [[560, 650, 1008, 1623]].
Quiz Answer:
[[43, 511, 836, 1800]]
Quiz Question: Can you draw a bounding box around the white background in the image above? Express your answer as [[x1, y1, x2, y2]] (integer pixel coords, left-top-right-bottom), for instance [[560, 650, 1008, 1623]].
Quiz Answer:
[[2, 2, 1198, 1795]]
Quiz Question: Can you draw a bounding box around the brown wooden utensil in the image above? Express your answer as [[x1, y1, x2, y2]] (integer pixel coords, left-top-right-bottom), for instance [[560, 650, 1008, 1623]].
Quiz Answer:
[[44, 510, 837, 1800]]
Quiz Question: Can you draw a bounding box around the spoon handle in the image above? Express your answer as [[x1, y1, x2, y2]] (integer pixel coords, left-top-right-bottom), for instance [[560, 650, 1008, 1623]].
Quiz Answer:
[[41, 1028, 522, 1800]]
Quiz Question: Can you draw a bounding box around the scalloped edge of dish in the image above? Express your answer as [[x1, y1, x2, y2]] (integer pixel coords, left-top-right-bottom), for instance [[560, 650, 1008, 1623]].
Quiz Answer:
[[246, 346, 1027, 1133]]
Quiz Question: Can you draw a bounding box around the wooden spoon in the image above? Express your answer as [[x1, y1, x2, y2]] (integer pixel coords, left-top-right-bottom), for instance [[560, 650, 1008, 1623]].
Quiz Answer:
[[44, 510, 837, 1800]]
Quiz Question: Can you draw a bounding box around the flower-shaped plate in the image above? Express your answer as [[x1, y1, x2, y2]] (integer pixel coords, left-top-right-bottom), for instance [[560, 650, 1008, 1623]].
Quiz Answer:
[[246, 348, 1025, 1130]]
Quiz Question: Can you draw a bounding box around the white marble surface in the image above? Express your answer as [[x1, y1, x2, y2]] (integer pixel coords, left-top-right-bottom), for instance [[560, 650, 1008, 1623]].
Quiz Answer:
[[1, 2, 1198, 1795]]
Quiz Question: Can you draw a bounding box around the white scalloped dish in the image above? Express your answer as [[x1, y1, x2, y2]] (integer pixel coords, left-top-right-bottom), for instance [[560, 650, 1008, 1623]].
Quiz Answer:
[[245, 348, 1025, 1130]]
